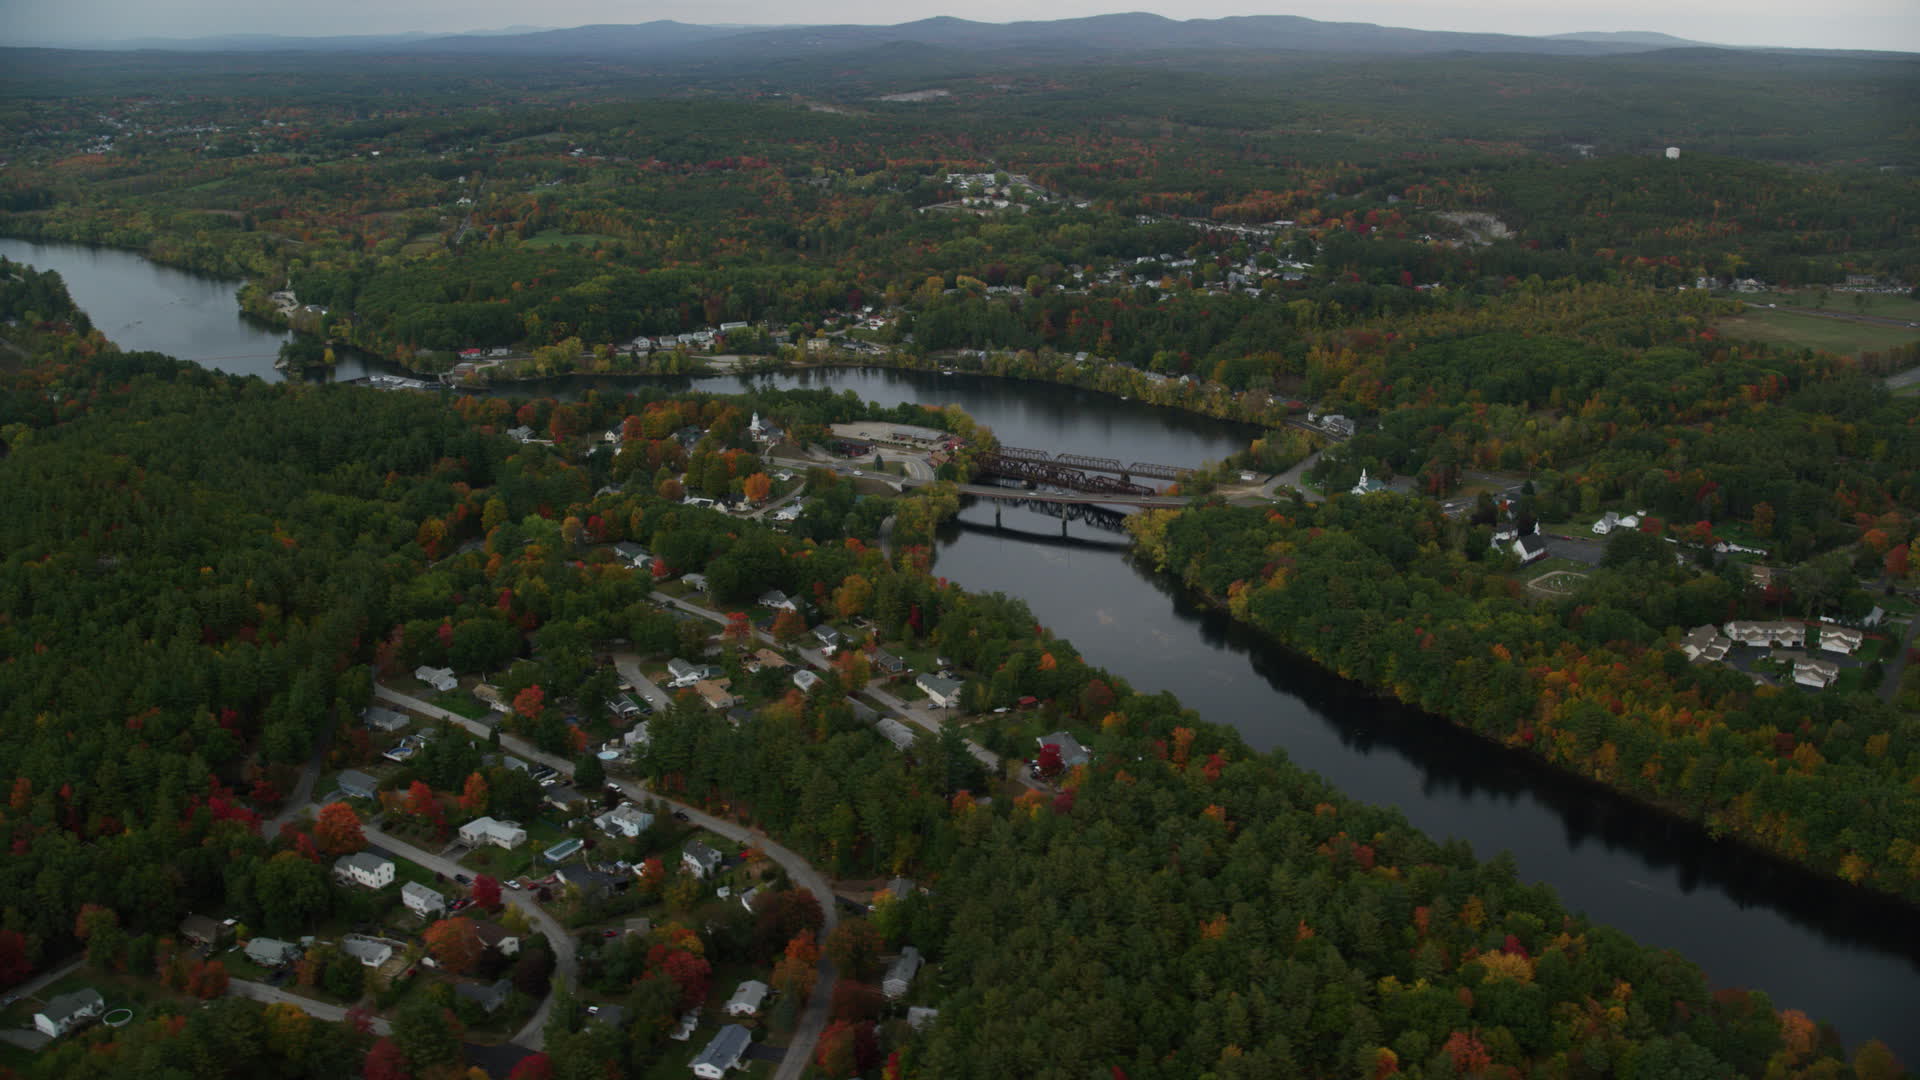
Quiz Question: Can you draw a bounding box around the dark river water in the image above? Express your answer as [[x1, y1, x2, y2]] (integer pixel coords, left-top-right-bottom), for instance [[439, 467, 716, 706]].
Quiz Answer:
[[7, 238, 1916, 1060]]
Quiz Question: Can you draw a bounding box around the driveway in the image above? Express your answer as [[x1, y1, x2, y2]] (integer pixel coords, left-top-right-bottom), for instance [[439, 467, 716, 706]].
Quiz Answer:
[[262, 725, 333, 838], [1262, 447, 1325, 502], [228, 978, 393, 1035], [1877, 614, 1919, 703], [610, 654, 673, 711]]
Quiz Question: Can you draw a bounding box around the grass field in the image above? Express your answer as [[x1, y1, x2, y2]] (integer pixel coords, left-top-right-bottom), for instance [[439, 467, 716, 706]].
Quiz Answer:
[[1735, 289, 1920, 323], [522, 231, 617, 249], [1718, 307, 1919, 357]]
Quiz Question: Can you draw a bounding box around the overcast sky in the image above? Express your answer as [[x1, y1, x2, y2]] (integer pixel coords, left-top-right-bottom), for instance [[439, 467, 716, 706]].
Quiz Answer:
[[3, 0, 1915, 52]]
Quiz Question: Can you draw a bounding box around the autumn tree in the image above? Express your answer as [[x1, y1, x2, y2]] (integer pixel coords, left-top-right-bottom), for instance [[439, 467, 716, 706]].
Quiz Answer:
[[0, 929, 31, 989], [772, 607, 806, 644], [508, 1054, 555, 1080], [391, 996, 465, 1077], [363, 1038, 411, 1080], [472, 875, 502, 911], [1035, 743, 1064, 780], [743, 472, 772, 504], [459, 771, 490, 815], [815, 1020, 879, 1077], [724, 611, 753, 647], [831, 980, 884, 1023], [514, 684, 546, 721], [752, 889, 825, 962], [824, 919, 884, 981], [315, 801, 367, 855], [424, 917, 480, 974]]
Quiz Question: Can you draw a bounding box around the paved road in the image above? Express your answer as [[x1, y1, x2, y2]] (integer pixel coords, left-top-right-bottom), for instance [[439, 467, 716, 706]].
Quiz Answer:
[[229, 978, 394, 1035], [361, 824, 574, 1051], [373, 682, 840, 1076], [1877, 613, 1920, 703], [1262, 447, 1325, 503], [262, 726, 334, 838], [4, 956, 83, 1007], [610, 655, 673, 712]]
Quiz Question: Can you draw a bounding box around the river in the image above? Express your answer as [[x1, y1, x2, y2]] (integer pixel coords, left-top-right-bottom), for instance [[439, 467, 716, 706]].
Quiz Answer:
[[6, 238, 1916, 1059]]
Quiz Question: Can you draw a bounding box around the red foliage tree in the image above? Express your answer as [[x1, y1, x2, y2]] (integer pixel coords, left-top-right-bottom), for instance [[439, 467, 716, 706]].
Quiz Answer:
[[314, 801, 367, 855], [508, 1054, 554, 1080], [424, 917, 480, 975], [471, 875, 501, 911], [815, 1020, 879, 1077], [0, 929, 32, 989], [513, 685, 545, 721], [830, 980, 884, 1023], [723, 611, 752, 646], [1035, 743, 1064, 780], [649, 948, 712, 1012], [364, 1037, 411, 1080]]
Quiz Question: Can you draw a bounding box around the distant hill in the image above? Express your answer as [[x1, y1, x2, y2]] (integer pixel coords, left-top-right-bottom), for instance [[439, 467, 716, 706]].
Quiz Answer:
[[64, 13, 1755, 60], [1548, 30, 1716, 48]]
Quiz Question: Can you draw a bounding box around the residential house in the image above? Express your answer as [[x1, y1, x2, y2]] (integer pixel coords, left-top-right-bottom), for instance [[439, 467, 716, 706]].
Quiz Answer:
[[725, 980, 770, 1017], [758, 589, 797, 611], [726, 706, 757, 728], [507, 425, 536, 443], [682, 573, 709, 592], [244, 937, 301, 968], [595, 803, 655, 839], [362, 706, 411, 733], [1513, 536, 1548, 564], [1725, 620, 1805, 648], [792, 669, 822, 693], [771, 504, 803, 523], [178, 914, 230, 950], [1591, 511, 1621, 536], [340, 935, 394, 968], [459, 816, 528, 850], [907, 1006, 940, 1031], [470, 919, 521, 957], [885, 877, 917, 902], [1680, 625, 1732, 664], [1819, 626, 1864, 655], [693, 679, 736, 711], [33, 989, 105, 1039], [1037, 732, 1091, 769], [683, 840, 723, 879], [543, 785, 586, 812], [883, 946, 923, 1000], [1794, 656, 1842, 689], [414, 666, 458, 692], [402, 881, 447, 918], [811, 625, 844, 654], [667, 658, 714, 688], [455, 978, 514, 1015], [671, 1011, 701, 1041], [875, 718, 916, 752], [612, 542, 653, 569], [691, 1025, 753, 1080], [916, 672, 964, 708], [746, 649, 790, 673], [869, 648, 907, 675], [334, 852, 395, 890], [557, 864, 625, 901], [737, 886, 760, 912], [336, 769, 379, 801], [1749, 565, 1777, 590]]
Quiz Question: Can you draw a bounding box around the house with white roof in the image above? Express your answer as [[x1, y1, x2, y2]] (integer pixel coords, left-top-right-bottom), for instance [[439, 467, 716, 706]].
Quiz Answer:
[[340, 935, 395, 968], [334, 852, 395, 890], [460, 816, 528, 850], [1819, 625, 1864, 655], [414, 666, 458, 692], [725, 980, 769, 1017], [883, 946, 923, 999], [916, 672, 964, 708], [683, 840, 723, 879], [402, 881, 447, 918], [595, 803, 655, 839]]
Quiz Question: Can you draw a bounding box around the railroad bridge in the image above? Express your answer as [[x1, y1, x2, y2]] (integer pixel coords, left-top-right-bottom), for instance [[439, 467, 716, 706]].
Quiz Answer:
[[977, 446, 1194, 496]]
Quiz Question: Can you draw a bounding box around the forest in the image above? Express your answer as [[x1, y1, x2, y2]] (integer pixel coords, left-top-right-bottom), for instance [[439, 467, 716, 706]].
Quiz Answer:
[[2, 261, 1910, 1078]]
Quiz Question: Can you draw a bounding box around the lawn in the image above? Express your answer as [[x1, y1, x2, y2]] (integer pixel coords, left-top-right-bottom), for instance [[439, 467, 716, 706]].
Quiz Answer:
[[431, 690, 492, 721], [1718, 307, 1919, 358]]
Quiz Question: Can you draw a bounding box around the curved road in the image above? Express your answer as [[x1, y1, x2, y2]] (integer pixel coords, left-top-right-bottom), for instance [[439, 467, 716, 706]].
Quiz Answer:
[[371, 685, 839, 1077], [229, 978, 394, 1036]]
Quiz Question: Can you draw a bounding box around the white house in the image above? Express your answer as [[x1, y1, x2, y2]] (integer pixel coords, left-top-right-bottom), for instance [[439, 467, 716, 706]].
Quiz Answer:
[[244, 937, 301, 968], [612, 542, 652, 569], [792, 669, 822, 693], [1724, 620, 1805, 649], [595, 803, 655, 839], [340, 935, 395, 968], [336, 769, 379, 801], [875, 718, 916, 752], [1349, 469, 1387, 496], [459, 816, 529, 850], [34, 989, 104, 1038], [670, 1011, 701, 1041], [683, 840, 723, 879], [725, 980, 769, 1017], [414, 666, 458, 692], [362, 706, 410, 733], [1513, 536, 1548, 564], [916, 672, 964, 708], [1679, 625, 1731, 664], [883, 946, 923, 1000], [1819, 626, 1864, 655], [667, 658, 718, 688], [1794, 657, 1841, 689], [402, 881, 447, 918], [811, 625, 844, 654], [682, 573, 709, 592], [758, 589, 798, 611], [690, 1024, 753, 1079], [334, 852, 395, 890], [1591, 511, 1620, 536]]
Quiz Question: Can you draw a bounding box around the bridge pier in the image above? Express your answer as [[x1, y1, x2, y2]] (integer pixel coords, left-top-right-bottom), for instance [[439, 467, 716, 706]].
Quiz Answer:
[[1062, 516, 1069, 537], [994, 503, 1002, 526]]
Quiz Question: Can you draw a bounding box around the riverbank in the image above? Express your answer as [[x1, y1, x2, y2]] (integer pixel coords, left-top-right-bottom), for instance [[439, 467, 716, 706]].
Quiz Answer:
[[1128, 499, 1920, 910]]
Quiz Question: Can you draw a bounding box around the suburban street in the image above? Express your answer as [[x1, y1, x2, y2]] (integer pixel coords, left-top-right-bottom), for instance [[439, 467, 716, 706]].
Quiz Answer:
[[370, 683, 841, 1075]]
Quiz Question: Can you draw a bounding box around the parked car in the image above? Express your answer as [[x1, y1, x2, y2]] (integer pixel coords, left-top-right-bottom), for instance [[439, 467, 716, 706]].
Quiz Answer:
[[455, 874, 471, 884], [672, 810, 690, 822]]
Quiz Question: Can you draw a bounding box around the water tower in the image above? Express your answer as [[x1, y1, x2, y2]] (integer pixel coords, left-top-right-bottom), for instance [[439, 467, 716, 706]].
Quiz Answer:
[[1665, 146, 1681, 160]]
